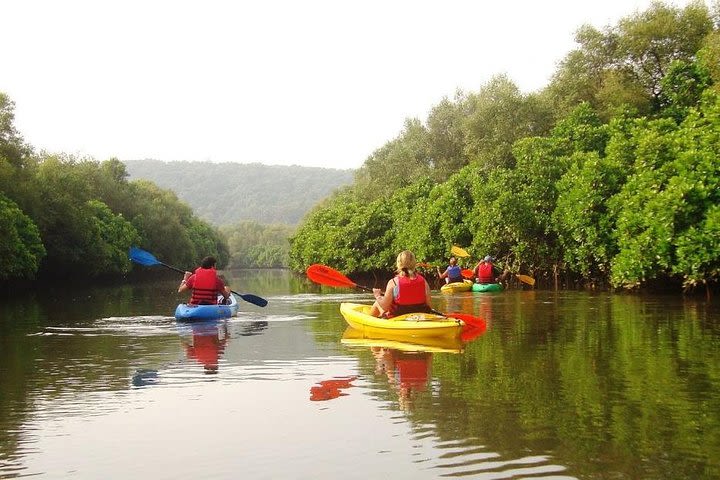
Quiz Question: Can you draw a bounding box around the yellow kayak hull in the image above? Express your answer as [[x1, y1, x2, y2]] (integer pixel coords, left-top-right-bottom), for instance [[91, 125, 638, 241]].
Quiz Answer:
[[341, 327, 463, 353], [440, 279, 473, 293], [339, 303, 464, 339]]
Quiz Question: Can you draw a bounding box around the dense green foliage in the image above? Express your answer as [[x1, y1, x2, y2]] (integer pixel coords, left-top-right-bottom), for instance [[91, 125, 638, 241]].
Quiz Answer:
[[123, 159, 353, 226], [221, 221, 295, 268], [290, 1, 720, 291], [0, 93, 228, 283], [0, 194, 45, 280]]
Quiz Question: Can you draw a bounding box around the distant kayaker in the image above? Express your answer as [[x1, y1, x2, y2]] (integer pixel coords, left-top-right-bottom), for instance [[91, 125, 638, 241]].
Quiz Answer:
[[371, 250, 434, 317], [437, 256, 464, 284], [178, 256, 231, 305], [474, 255, 496, 284]]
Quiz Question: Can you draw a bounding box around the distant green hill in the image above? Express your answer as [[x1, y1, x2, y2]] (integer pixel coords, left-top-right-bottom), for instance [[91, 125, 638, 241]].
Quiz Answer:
[[123, 160, 354, 226]]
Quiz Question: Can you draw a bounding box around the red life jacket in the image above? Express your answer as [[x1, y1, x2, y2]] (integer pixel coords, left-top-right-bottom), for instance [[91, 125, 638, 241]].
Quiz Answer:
[[190, 267, 219, 305], [395, 274, 427, 305], [388, 274, 432, 316], [477, 263, 494, 284]]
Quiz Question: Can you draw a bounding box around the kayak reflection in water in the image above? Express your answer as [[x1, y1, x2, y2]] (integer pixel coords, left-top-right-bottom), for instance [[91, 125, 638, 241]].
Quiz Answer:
[[183, 320, 229, 374], [372, 347, 431, 411], [309, 376, 357, 401]]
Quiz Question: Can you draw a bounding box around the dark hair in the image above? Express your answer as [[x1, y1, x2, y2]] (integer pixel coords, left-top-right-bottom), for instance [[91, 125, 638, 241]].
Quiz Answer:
[[200, 256, 217, 269]]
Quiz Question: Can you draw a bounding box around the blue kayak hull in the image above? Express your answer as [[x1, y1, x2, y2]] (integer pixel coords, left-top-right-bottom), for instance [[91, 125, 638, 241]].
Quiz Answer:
[[175, 294, 239, 321]]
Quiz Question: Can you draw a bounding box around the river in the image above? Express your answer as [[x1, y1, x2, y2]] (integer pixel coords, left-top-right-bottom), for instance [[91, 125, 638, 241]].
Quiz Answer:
[[0, 269, 718, 479]]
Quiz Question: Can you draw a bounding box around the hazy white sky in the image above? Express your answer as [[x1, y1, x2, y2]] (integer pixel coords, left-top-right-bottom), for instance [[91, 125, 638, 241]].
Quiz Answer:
[[2, 0, 696, 169]]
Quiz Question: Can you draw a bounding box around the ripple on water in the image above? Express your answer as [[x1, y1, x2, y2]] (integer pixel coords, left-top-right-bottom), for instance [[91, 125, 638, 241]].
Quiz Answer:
[[30, 316, 176, 337], [270, 293, 370, 304]]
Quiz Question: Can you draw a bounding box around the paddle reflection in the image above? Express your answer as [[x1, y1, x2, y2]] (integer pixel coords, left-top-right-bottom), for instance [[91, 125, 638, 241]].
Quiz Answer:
[[237, 320, 269, 337], [309, 376, 358, 401]]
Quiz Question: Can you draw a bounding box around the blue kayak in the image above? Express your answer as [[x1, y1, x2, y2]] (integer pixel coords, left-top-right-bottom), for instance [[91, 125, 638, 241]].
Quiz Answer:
[[174, 294, 239, 321]]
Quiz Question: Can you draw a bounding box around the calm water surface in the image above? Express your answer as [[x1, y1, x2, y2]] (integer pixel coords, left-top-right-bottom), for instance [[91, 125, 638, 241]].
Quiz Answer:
[[1, 270, 719, 479]]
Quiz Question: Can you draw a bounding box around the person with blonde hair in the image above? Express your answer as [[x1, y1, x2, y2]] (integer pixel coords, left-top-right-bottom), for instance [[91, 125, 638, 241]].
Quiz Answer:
[[370, 250, 434, 317]]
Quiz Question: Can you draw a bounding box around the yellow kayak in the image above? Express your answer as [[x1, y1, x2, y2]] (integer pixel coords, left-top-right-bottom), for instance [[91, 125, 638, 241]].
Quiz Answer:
[[440, 279, 473, 293], [339, 303, 464, 339], [341, 327, 463, 353]]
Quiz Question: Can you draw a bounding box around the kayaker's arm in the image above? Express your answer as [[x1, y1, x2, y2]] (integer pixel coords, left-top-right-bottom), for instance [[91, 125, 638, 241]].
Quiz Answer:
[[221, 286, 231, 303], [371, 278, 395, 316], [374, 279, 394, 311], [178, 271, 192, 293]]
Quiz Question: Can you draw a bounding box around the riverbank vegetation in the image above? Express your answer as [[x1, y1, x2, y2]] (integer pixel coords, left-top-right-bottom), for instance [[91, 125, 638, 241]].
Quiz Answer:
[[221, 221, 293, 268], [290, 2, 720, 292], [0, 99, 228, 284]]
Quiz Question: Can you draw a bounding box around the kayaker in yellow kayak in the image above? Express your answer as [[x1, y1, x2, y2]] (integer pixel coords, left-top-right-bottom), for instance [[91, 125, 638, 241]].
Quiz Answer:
[[436, 256, 464, 284], [371, 250, 434, 318]]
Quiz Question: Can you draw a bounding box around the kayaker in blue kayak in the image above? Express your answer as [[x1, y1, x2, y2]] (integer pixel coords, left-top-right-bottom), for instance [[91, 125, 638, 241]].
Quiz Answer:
[[371, 250, 434, 318], [437, 256, 464, 284], [178, 256, 231, 305]]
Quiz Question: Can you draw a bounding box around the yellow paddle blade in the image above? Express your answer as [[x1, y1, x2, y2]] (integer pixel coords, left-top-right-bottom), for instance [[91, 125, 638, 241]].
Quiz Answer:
[[516, 274, 535, 286], [451, 245, 470, 258]]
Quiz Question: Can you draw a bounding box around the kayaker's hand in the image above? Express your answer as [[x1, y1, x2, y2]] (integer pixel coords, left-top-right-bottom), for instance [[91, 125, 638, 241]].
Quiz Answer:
[[372, 288, 383, 300], [183, 271, 191, 281]]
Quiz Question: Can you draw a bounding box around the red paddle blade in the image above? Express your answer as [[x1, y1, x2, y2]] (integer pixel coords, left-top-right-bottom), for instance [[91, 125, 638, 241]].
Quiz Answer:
[[446, 312, 487, 330], [306, 264, 358, 288], [451, 312, 487, 342], [461, 269, 474, 279], [461, 323, 487, 342]]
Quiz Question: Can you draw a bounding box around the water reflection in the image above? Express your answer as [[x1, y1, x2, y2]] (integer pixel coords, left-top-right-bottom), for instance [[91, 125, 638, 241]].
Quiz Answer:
[[341, 326, 467, 411], [1, 275, 720, 479], [309, 376, 357, 401], [237, 320, 269, 337], [372, 347, 432, 411], [341, 326, 466, 353], [131, 368, 159, 387], [180, 320, 229, 374]]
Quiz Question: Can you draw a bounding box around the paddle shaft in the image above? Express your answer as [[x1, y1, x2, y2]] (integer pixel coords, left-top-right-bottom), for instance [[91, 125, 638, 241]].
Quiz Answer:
[[129, 247, 267, 307]]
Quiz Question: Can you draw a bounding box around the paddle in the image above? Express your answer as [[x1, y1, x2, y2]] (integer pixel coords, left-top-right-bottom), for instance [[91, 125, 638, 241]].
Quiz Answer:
[[451, 245, 470, 258], [305, 264, 486, 328], [128, 247, 268, 307], [305, 263, 372, 291], [460, 318, 487, 342], [516, 274, 536, 286]]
